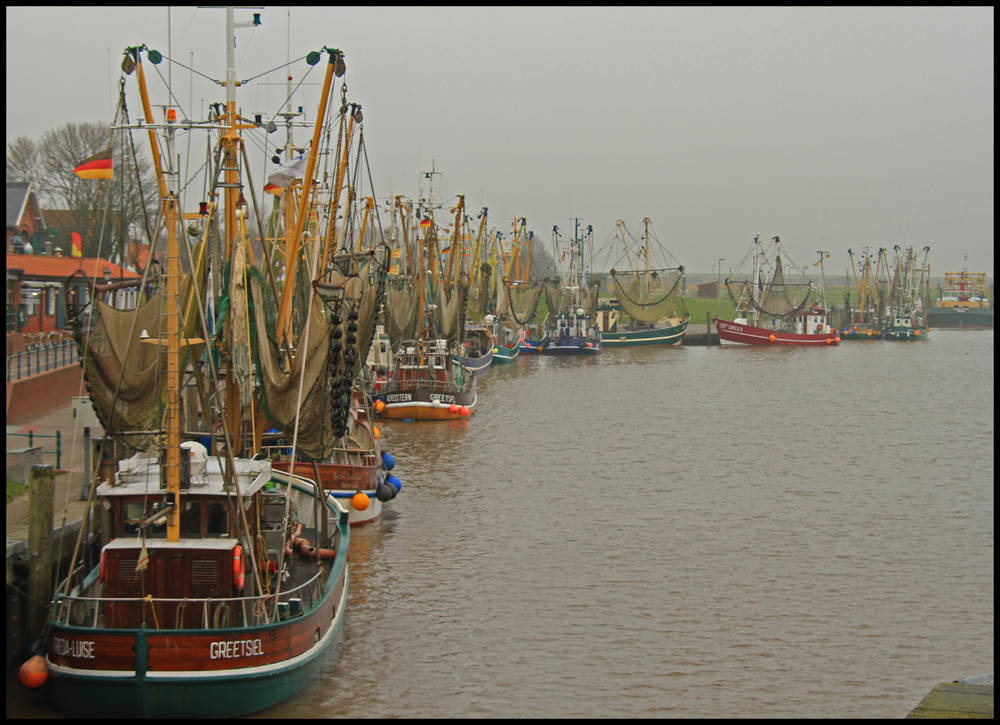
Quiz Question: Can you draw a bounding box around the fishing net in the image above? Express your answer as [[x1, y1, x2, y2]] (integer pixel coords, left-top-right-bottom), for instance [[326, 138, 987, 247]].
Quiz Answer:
[[78, 240, 207, 451], [611, 269, 681, 322]]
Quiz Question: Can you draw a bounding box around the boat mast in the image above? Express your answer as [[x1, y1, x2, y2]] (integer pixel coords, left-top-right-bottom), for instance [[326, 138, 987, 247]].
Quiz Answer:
[[131, 46, 186, 540], [815, 250, 828, 310], [751, 234, 763, 325]]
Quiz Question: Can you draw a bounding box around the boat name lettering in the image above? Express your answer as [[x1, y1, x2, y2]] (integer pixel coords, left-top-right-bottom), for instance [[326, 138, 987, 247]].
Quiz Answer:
[[210, 639, 264, 659], [52, 637, 95, 659], [428, 393, 456, 403], [385, 393, 412, 403]]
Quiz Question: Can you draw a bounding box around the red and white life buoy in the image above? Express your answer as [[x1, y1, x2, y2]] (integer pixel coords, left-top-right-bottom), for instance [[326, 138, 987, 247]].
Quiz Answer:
[[232, 544, 245, 592]]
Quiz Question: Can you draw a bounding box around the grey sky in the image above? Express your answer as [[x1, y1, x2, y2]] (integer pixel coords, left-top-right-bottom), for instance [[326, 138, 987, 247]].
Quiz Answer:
[[6, 6, 994, 276]]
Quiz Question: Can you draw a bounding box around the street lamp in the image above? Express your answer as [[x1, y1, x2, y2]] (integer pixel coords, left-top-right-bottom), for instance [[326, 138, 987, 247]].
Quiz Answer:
[[717, 258, 725, 319]]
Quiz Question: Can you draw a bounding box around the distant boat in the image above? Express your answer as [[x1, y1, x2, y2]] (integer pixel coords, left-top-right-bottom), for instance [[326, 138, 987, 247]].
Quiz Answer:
[[595, 217, 689, 347], [883, 246, 931, 340], [456, 322, 494, 373], [486, 314, 521, 362], [841, 247, 889, 340], [927, 262, 993, 328], [271, 394, 394, 525], [489, 216, 544, 357], [540, 221, 602, 354], [378, 195, 476, 420], [715, 235, 840, 346]]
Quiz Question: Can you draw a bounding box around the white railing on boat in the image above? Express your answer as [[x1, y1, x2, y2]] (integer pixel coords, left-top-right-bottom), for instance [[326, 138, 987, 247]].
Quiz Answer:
[[52, 567, 328, 630]]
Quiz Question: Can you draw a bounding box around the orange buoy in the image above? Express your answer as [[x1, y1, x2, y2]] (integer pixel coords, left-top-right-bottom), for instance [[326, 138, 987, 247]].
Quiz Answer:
[[449, 403, 459, 414], [769, 334, 776, 342], [372, 426, 380, 439], [19, 655, 48, 688], [826, 338, 832, 344], [375, 400, 385, 413], [232, 544, 245, 591], [352, 491, 370, 511], [460, 406, 470, 416], [914, 329, 920, 336]]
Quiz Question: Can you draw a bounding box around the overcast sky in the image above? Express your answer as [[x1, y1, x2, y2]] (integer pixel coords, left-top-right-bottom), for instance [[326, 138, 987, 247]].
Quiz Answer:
[[6, 6, 994, 277]]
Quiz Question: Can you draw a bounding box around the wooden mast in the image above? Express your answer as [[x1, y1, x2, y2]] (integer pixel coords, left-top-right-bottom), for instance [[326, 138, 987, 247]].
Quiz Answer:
[[273, 49, 341, 349], [134, 49, 183, 541]]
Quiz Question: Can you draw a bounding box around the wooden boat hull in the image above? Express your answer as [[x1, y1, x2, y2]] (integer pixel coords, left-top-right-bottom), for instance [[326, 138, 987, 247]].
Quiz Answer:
[[600, 319, 688, 347], [45, 565, 348, 718], [271, 460, 383, 525], [379, 388, 477, 420], [715, 318, 840, 346]]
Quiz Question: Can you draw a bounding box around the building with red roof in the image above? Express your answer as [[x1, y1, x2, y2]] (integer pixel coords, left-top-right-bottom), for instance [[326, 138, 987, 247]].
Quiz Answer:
[[6, 251, 139, 334]]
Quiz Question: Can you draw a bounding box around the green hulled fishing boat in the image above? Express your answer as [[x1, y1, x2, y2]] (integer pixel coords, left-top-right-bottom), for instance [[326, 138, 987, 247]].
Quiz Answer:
[[883, 246, 931, 340], [594, 217, 689, 347]]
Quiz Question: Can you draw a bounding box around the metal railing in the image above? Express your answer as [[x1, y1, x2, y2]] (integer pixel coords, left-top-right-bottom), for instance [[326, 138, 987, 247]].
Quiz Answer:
[[6, 339, 77, 381], [52, 566, 327, 630]]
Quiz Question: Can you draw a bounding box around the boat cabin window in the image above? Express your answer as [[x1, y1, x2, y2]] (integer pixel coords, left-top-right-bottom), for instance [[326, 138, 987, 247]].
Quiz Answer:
[[180, 501, 202, 537], [207, 501, 229, 536], [121, 501, 147, 536]]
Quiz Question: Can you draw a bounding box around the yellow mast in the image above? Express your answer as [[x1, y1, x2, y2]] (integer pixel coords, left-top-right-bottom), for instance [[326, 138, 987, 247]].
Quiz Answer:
[[444, 195, 464, 291], [134, 50, 183, 541], [274, 49, 342, 349], [356, 196, 374, 252], [320, 101, 359, 271]]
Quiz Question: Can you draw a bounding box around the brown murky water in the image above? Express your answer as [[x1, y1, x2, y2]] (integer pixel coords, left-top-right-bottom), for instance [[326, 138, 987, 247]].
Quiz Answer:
[[10, 331, 993, 718], [262, 329, 993, 718]]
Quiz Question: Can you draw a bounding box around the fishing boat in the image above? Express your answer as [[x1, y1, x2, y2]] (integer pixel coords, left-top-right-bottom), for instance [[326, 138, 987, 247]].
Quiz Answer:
[[517, 322, 547, 353], [594, 217, 689, 347], [457, 322, 494, 372], [378, 188, 476, 420], [883, 246, 931, 340], [841, 248, 889, 340], [43, 17, 353, 716], [715, 235, 840, 346], [486, 313, 521, 362], [540, 221, 602, 354], [270, 391, 398, 525], [487, 217, 545, 357], [927, 260, 993, 328]]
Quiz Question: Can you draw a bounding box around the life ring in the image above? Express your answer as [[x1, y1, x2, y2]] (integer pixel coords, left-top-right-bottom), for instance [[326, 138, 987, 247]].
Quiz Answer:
[[815, 324, 824, 333], [232, 544, 245, 592]]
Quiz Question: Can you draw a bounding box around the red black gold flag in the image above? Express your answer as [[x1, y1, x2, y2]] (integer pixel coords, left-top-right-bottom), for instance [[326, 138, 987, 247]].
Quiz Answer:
[[72, 148, 113, 180]]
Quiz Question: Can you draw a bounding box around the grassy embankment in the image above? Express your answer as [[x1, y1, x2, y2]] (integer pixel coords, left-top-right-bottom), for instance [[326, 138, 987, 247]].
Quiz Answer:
[[7, 480, 28, 504]]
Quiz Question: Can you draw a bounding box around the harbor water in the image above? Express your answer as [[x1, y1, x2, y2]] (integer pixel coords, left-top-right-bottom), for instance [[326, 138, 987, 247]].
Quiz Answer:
[[258, 329, 993, 718], [10, 331, 992, 718]]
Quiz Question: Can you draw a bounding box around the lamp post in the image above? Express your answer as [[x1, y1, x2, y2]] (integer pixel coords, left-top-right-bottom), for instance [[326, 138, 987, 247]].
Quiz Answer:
[[717, 258, 725, 319]]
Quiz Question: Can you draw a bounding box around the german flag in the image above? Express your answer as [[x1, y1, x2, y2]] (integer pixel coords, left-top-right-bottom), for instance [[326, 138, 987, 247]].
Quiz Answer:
[[72, 148, 113, 180]]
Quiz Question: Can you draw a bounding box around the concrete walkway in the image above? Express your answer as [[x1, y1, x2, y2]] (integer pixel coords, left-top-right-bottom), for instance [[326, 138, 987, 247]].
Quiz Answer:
[[6, 398, 100, 553]]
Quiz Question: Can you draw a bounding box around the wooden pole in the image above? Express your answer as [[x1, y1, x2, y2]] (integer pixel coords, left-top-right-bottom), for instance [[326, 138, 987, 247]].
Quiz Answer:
[[27, 464, 55, 638]]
